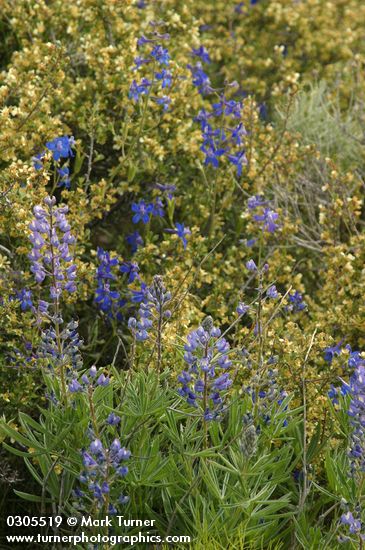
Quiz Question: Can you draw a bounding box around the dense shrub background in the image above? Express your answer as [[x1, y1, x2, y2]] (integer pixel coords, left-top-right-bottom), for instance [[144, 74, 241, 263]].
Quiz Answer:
[[0, 1, 364, 548]]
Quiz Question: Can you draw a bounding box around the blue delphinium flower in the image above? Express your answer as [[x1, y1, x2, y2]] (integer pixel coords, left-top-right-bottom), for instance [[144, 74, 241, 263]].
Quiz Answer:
[[133, 55, 150, 70], [94, 248, 124, 320], [57, 166, 71, 189], [126, 231, 144, 254], [137, 35, 154, 47], [347, 348, 365, 369], [152, 95, 171, 112], [131, 200, 153, 224], [187, 62, 212, 95], [201, 126, 227, 166], [230, 122, 248, 146], [201, 142, 226, 168], [226, 150, 247, 176], [213, 98, 242, 118], [178, 316, 232, 421], [191, 46, 211, 64], [194, 96, 248, 174], [151, 45, 170, 66], [324, 341, 343, 363], [155, 69, 172, 89], [95, 284, 121, 315], [130, 282, 148, 303], [129, 78, 152, 101], [120, 261, 140, 283], [328, 384, 340, 405], [129, 33, 173, 113], [247, 195, 279, 233], [252, 208, 279, 233], [154, 183, 176, 200], [96, 248, 119, 280], [32, 152, 44, 170], [151, 197, 165, 217], [45, 136, 75, 161], [165, 222, 191, 249], [17, 289, 33, 311]]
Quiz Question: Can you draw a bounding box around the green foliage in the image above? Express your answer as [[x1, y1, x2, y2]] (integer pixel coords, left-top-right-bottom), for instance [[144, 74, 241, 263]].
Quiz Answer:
[[275, 81, 364, 169]]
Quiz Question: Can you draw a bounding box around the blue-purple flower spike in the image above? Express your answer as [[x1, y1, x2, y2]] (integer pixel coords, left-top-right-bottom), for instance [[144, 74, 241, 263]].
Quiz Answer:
[[28, 196, 77, 298], [178, 316, 232, 421]]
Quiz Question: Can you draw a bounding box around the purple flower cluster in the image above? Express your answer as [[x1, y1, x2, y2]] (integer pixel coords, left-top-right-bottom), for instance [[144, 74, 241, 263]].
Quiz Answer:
[[326, 345, 365, 404], [46, 136, 75, 161], [347, 349, 365, 369], [8, 340, 38, 370], [340, 510, 364, 543], [28, 196, 76, 298], [187, 46, 212, 95], [286, 290, 307, 313], [94, 248, 126, 321], [120, 261, 140, 283], [68, 365, 110, 394], [154, 182, 176, 200], [191, 46, 211, 64], [247, 195, 279, 233], [129, 33, 172, 113], [126, 231, 144, 254], [76, 435, 131, 514], [324, 340, 343, 363], [266, 285, 279, 299], [235, 0, 260, 14], [40, 320, 83, 379], [57, 166, 71, 189], [128, 275, 171, 341], [236, 302, 249, 315], [165, 222, 191, 249], [328, 383, 350, 405], [32, 136, 74, 189], [131, 198, 165, 224], [347, 363, 365, 474], [326, 343, 365, 371], [245, 362, 288, 425], [178, 316, 232, 421], [195, 97, 248, 176], [16, 288, 33, 311]]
